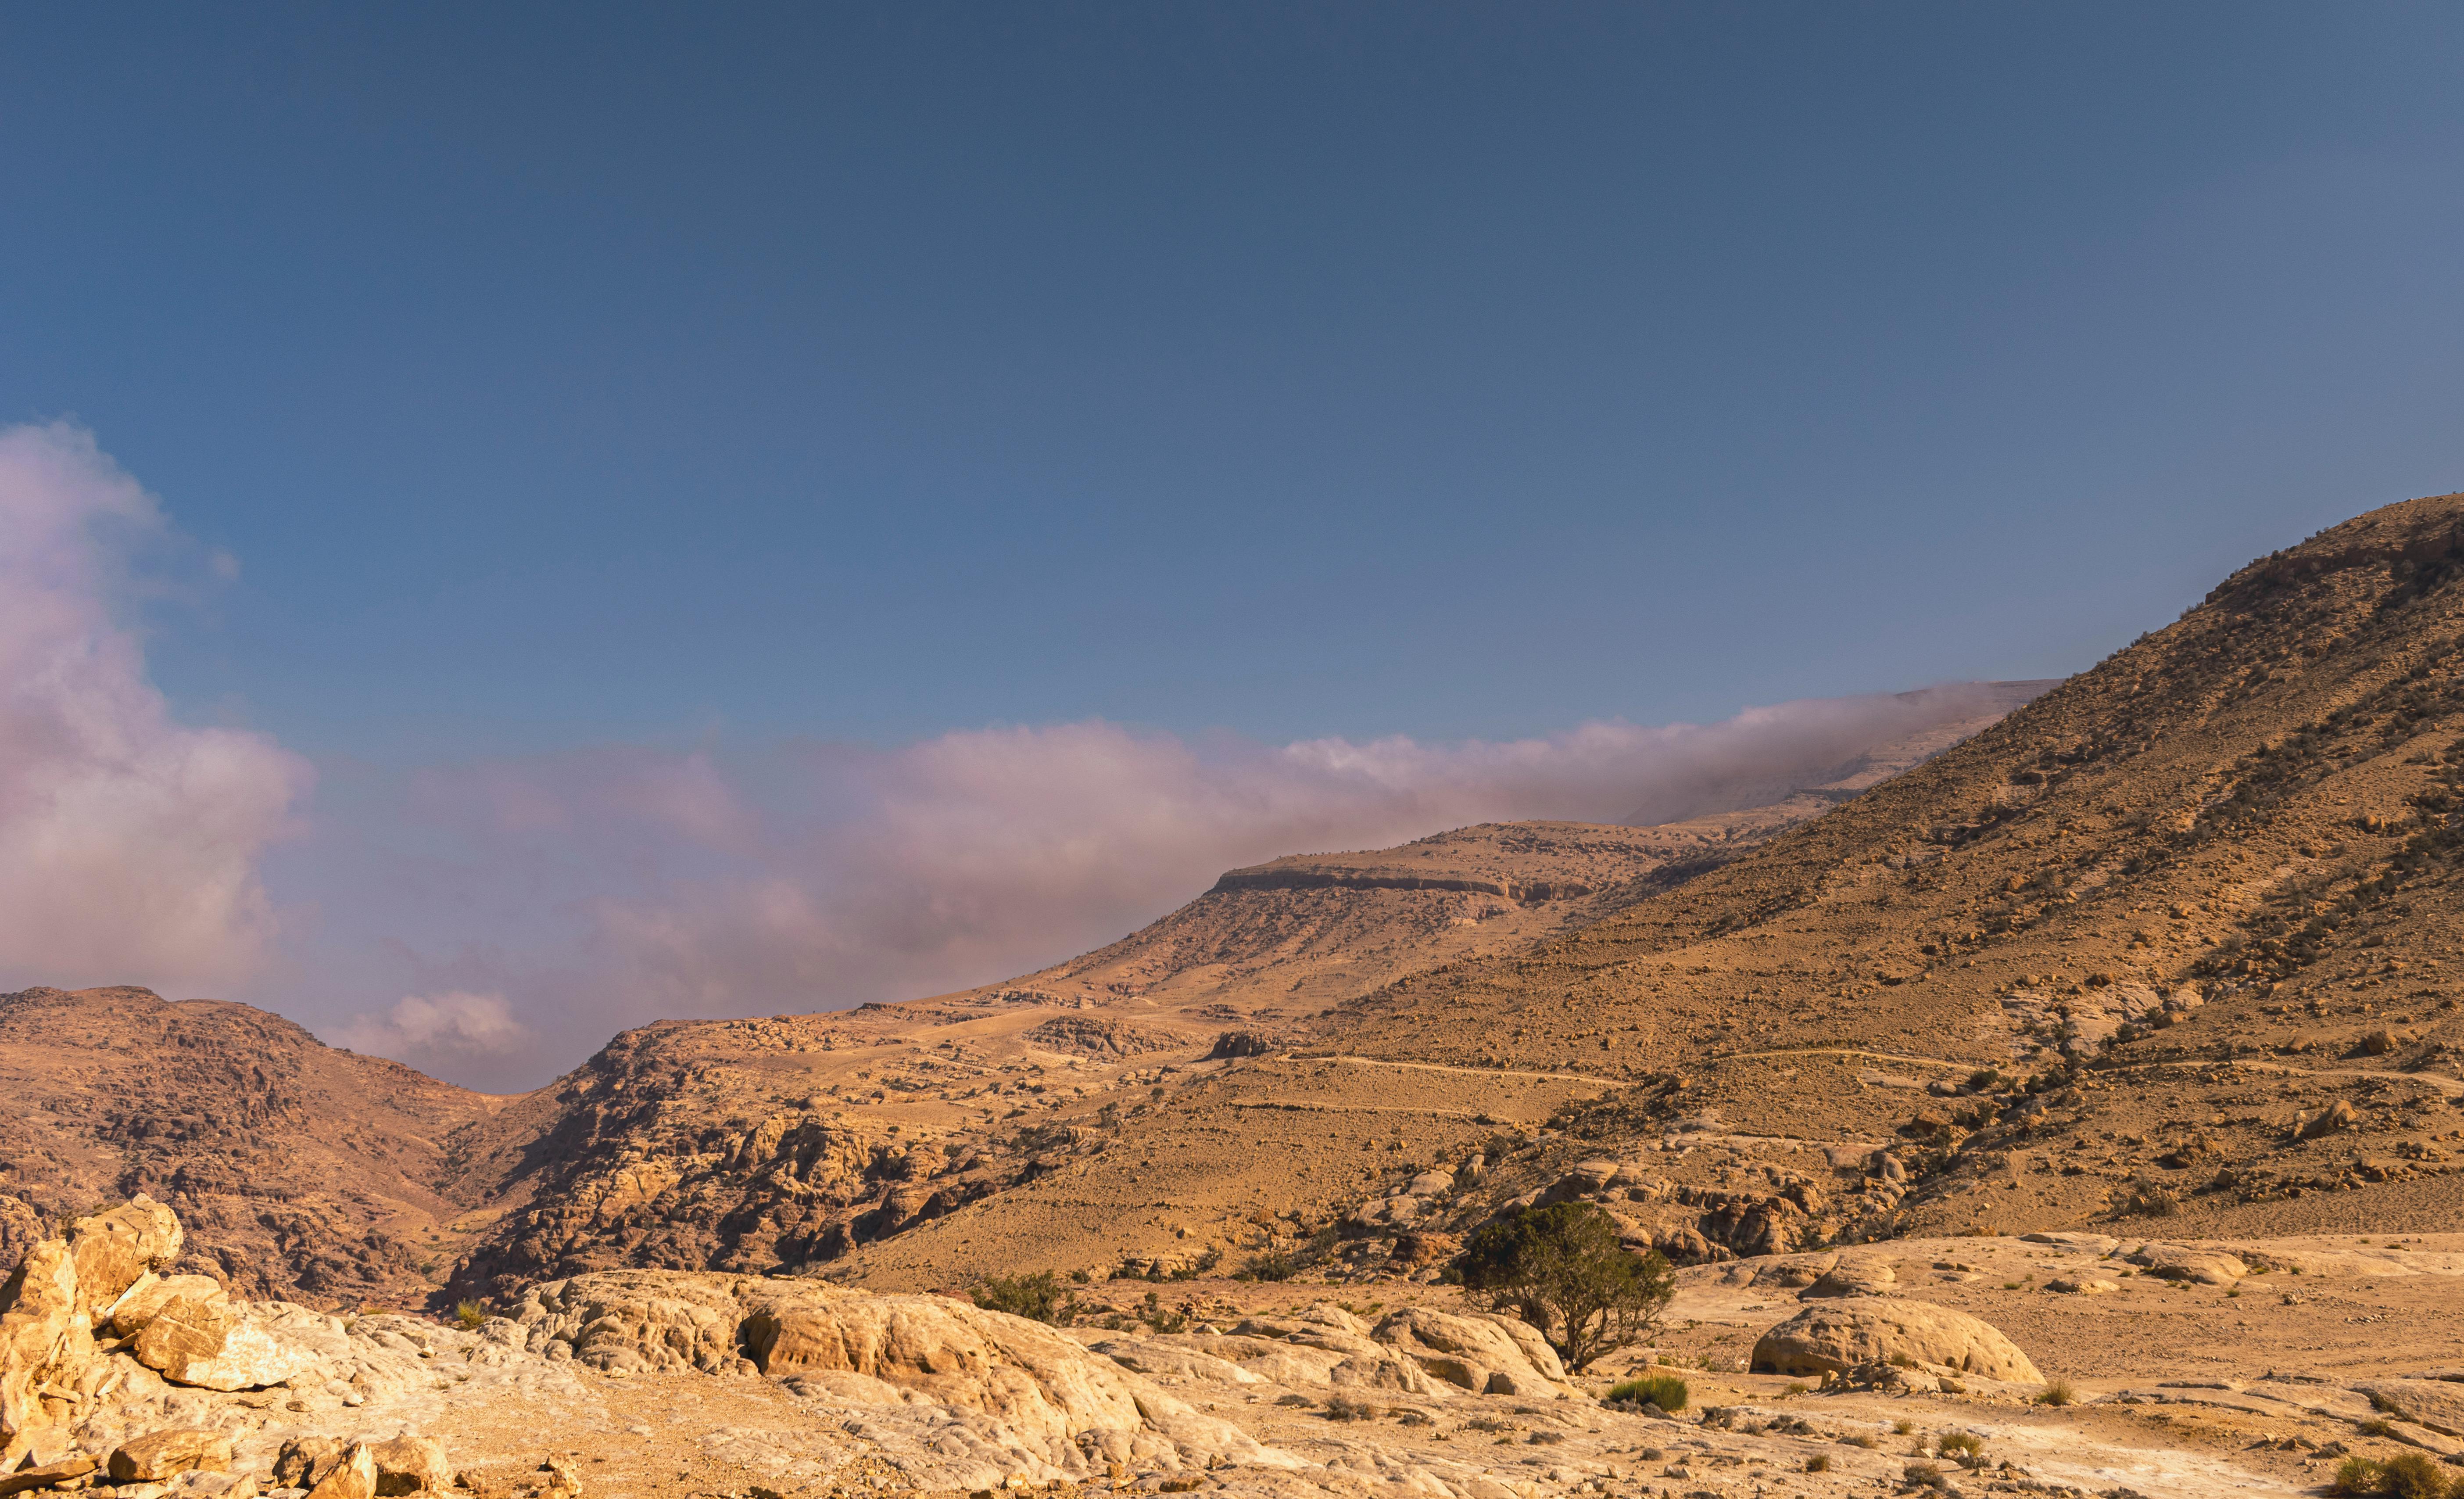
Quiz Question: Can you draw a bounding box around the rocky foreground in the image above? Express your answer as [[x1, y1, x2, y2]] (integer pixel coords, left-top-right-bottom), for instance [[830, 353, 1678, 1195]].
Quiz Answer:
[[8, 1199, 2464, 1499]]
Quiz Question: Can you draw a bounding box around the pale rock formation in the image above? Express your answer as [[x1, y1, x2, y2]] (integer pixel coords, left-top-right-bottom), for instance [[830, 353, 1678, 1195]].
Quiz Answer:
[[1749, 1299, 2044, 1383]]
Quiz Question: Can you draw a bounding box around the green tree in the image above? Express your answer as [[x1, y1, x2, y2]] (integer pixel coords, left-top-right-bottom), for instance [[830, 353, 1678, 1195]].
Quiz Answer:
[[1456, 1201, 1675, 1371], [970, 1271, 1074, 1324]]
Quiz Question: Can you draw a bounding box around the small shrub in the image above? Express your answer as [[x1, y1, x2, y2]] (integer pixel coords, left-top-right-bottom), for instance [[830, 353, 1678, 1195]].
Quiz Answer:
[[1273, 1394, 1313, 1408], [1849, 1432, 1878, 1449], [1904, 1461, 1947, 1490], [2359, 1418, 2399, 1438], [2330, 1457, 2385, 1497], [1605, 1373, 1688, 1413], [1804, 1454, 1830, 1474], [1784, 1381, 1810, 1396], [1938, 1431, 1987, 1469], [1394, 1408, 1433, 1427], [453, 1301, 487, 1330], [1324, 1394, 1381, 1421], [970, 1272, 1074, 1324], [1893, 1418, 1916, 1435], [2381, 1452, 2449, 1499], [2038, 1378, 2077, 1406], [1245, 1246, 1300, 1282], [1888, 1352, 1917, 1369]]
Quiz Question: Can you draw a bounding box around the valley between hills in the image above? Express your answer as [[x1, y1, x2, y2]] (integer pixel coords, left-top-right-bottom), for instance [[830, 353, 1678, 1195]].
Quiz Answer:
[[15, 494, 2464, 1497]]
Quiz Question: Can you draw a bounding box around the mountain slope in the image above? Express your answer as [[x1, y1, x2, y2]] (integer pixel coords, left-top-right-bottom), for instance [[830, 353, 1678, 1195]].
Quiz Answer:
[[816, 492, 2464, 1287], [0, 986, 503, 1302]]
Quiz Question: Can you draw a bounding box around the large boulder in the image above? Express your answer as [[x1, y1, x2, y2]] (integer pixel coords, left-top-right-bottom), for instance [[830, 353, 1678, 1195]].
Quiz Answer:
[[66, 1198, 181, 1320], [136, 1299, 333, 1391], [1371, 1307, 1577, 1398], [2129, 1244, 2246, 1285], [108, 1429, 232, 1482], [1750, 1299, 2042, 1383], [105, 1273, 228, 1339]]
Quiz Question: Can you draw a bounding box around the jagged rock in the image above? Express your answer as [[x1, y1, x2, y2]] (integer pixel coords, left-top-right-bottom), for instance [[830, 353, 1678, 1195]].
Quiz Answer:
[[109, 1430, 232, 1482], [2299, 1100, 2358, 1140], [1205, 1032, 1273, 1060], [1369, 1307, 1576, 1398], [106, 1274, 229, 1339], [0, 1456, 95, 1497], [366, 1435, 452, 1495], [537, 1457, 581, 1499], [274, 1437, 347, 1489], [0, 1237, 90, 1453], [305, 1445, 376, 1499], [66, 1198, 182, 1320], [1750, 1300, 2043, 1382]]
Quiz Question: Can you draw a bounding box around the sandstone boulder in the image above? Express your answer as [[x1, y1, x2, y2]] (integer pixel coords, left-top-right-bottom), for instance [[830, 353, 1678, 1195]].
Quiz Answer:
[[367, 1434, 452, 1495], [0, 1238, 91, 1450], [106, 1274, 228, 1339], [0, 1456, 95, 1497], [1370, 1307, 1576, 1398], [306, 1445, 376, 1499], [1750, 1300, 2042, 1383], [132, 1294, 234, 1379], [2130, 1245, 2246, 1285], [137, 1300, 330, 1391], [67, 1198, 182, 1319], [514, 1273, 745, 1375], [109, 1429, 232, 1482]]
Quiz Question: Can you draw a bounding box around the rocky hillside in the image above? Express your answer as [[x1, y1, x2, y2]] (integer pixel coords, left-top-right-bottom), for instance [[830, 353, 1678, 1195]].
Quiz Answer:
[[0, 987, 501, 1305]]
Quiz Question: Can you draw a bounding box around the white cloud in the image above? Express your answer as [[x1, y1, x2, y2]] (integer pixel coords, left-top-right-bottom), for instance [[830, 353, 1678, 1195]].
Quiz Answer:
[[333, 687, 2014, 1086], [0, 423, 310, 997], [335, 991, 530, 1065]]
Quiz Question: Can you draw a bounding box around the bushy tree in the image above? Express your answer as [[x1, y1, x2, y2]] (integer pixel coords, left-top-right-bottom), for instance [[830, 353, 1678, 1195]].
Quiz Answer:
[[971, 1271, 1073, 1323], [1456, 1201, 1674, 1370]]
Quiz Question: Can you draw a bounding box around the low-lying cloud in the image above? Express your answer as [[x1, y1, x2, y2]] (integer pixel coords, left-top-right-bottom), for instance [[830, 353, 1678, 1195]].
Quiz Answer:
[[305, 688, 2009, 1088], [0, 424, 309, 997], [0, 423, 2026, 1092]]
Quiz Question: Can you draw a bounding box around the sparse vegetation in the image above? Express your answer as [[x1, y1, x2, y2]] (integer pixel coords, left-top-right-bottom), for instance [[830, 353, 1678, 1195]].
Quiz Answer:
[[1243, 1244, 1299, 1282], [1457, 1202, 1674, 1370], [1323, 1393, 1381, 1421], [1604, 1374, 1688, 1412], [1903, 1461, 1947, 1490], [2379, 1452, 2451, 1499], [2038, 1378, 2076, 1406], [970, 1271, 1075, 1324], [1804, 1453, 1830, 1473], [454, 1300, 487, 1330], [1937, 1431, 1986, 1468], [2331, 1457, 2386, 1497]]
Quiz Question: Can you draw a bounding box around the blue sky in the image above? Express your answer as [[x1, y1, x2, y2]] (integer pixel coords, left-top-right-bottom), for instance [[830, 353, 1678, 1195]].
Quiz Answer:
[[10, 4, 2463, 759], [7, 5, 2464, 1084]]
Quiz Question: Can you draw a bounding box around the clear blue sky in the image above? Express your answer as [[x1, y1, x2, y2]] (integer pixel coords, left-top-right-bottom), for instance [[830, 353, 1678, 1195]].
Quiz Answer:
[[9, 2, 2464, 762]]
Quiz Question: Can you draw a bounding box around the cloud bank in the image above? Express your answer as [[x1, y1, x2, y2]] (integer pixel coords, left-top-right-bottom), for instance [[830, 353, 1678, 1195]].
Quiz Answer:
[[0, 424, 309, 996], [0, 423, 2025, 1092], [308, 688, 2007, 1088]]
